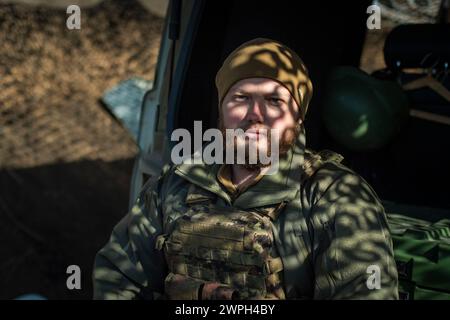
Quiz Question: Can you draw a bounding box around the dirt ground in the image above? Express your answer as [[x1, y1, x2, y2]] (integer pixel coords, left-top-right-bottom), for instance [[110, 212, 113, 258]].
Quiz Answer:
[[0, 0, 163, 299]]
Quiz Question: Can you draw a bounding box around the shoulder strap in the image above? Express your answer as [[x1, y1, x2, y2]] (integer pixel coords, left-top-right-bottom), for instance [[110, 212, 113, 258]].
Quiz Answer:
[[185, 184, 287, 222], [301, 149, 344, 184], [185, 183, 217, 205]]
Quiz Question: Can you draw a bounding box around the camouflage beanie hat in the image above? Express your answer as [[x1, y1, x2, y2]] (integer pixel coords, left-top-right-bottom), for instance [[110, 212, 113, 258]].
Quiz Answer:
[[215, 38, 313, 120]]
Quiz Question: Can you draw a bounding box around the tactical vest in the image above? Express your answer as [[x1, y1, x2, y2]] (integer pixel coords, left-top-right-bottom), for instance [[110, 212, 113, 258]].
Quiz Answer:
[[155, 182, 287, 300], [156, 149, 343, 300]]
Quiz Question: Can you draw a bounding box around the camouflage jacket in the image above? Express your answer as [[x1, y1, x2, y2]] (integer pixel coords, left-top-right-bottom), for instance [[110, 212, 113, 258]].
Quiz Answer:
[[93, 137, 399, 300]]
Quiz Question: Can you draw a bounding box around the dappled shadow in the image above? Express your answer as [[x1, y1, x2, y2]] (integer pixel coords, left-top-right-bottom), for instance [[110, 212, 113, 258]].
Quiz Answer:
[[216, 39, 313, 121], [168, 119, 398, 299], [163, 36, 398, 298]]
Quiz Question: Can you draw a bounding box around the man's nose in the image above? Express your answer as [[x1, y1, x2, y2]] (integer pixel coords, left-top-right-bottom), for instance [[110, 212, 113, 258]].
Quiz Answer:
[[246, 98, 265, 122]]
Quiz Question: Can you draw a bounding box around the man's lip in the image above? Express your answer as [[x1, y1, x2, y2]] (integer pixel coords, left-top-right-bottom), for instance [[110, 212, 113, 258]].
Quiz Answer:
[[245, 128, 268, 135]]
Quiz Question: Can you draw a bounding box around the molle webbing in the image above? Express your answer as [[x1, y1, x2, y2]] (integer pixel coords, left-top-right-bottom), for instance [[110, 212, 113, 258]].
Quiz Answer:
[[160, 185, 286, 300]]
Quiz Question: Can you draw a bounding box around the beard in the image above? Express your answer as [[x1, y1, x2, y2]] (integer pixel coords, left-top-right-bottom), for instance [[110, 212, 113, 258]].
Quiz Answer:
[[219, 116, 300, 171]]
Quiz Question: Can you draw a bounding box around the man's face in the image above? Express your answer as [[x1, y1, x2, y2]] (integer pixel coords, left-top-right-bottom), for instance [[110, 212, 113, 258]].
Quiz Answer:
[[220, 78, 302, 167]]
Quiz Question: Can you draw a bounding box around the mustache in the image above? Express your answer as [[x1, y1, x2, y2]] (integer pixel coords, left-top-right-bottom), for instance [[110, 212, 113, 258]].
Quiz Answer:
[[239, 122, 271, 132]]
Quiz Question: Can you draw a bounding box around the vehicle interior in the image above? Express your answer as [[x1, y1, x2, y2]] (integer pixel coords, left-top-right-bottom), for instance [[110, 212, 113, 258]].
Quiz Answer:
[[133, 0, 450, 299]]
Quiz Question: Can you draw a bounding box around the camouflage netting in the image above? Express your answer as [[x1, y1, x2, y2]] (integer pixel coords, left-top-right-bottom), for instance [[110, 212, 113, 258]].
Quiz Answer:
[[0, 0, 163, 299], [0, 0, 163, 168]]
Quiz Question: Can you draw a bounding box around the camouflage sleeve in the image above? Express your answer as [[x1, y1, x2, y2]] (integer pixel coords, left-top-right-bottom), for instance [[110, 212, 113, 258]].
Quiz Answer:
[[92, 171, 168, 300], [310, 167, 399, 300]]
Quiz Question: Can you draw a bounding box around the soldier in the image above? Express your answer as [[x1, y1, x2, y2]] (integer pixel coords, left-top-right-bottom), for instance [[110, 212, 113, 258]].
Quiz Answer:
[[93, 38, 399, 300]]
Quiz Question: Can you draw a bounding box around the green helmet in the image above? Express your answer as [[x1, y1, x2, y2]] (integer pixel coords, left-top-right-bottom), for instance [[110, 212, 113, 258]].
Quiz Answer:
[[322, 66, 409, 151]]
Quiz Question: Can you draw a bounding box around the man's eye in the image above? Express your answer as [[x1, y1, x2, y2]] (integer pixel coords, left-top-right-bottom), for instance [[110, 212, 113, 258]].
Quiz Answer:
[[268, 97, 282, 106], [234, 95, 248, 102]]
